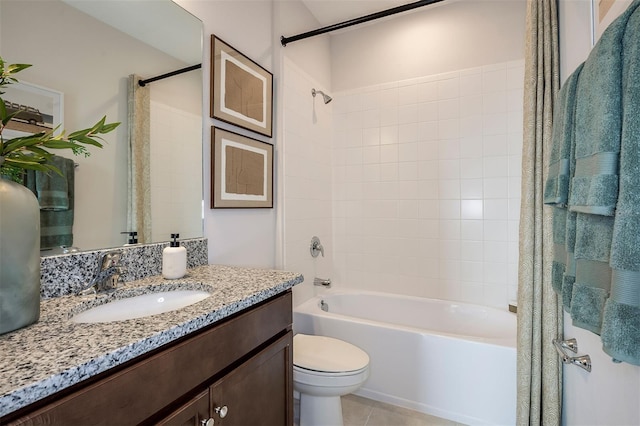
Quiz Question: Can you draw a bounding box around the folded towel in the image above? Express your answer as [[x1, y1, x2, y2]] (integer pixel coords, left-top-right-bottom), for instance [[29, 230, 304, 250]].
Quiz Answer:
[[23, 156, 75, 249], [35, 155, 73, 211], [604, 4, 640, 365], [546, 66, 582, 311], [544, 64, 582, 206], [568, 1, 640, 216]]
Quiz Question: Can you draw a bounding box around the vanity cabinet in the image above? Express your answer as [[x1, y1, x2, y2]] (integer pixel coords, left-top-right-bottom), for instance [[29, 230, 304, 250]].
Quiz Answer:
[[3, 291, 293, 426]]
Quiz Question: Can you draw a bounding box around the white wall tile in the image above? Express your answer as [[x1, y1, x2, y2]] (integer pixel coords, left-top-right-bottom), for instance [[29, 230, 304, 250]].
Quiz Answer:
[[328, 60, 523, 308]]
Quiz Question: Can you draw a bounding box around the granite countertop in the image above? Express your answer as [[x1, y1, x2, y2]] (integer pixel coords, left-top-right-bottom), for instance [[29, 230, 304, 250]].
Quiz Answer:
[[0, 264, 303, 418]]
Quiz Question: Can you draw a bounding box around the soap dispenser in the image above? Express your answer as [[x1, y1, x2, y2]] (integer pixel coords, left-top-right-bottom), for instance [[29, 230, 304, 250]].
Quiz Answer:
[[162, 233, 187, 279]]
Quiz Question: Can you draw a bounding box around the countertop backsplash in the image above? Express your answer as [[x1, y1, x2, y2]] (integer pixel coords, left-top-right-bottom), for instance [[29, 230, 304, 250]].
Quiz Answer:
[[40, 238, 208, 298]]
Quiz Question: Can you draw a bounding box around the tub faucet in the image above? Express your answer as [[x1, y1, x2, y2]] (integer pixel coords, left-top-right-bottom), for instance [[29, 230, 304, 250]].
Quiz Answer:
[[77, 249, 125, 295], [314, 277, 332, 288]]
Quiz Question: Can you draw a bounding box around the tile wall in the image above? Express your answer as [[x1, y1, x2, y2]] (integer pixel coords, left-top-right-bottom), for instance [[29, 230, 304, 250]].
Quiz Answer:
[[282, 59, 334, 305], [332, 60, 524, 308]]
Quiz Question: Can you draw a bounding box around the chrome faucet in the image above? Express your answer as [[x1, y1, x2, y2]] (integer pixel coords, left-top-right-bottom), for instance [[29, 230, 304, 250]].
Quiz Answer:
[[314, 277, 331, 288], [77, 250, 125, 295]]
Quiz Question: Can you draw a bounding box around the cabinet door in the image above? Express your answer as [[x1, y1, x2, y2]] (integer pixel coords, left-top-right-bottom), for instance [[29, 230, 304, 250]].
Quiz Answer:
[[209, 331, 293, 426], [156, 390, 210, 426]]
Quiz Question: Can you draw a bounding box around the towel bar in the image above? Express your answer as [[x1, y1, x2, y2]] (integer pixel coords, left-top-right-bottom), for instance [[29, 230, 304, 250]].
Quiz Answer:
[[553, 338, 592, 372]]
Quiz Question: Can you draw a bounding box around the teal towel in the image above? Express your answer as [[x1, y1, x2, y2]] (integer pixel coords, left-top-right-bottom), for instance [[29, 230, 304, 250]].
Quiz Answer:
[[568, 1, 640, 216], [23, 156, 75, 249], [35, 155, 72, 210], [545, 66, 582, 311], [544, 0, 640, 365], [604, 5, 640, 365], [544, 64, 582, 206]]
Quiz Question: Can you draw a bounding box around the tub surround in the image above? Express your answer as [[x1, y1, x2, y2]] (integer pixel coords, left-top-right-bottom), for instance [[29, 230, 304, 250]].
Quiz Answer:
[[40, 238, 208, 298], [0, 264, 303, 417]]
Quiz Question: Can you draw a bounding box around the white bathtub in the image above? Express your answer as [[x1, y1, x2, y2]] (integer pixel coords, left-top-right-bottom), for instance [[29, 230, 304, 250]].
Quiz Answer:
[[294, 289, 517, 425]]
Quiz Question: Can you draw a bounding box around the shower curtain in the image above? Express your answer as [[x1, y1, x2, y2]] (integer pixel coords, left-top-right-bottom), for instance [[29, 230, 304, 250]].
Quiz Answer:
[[127, 74, 152, 243], [517, 0, 562, 424]]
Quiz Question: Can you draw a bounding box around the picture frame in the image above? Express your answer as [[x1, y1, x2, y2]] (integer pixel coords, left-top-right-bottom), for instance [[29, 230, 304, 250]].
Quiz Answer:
[[211, 127, 273, 209], [2, 81, 63, 139], [210, 35, 273, 137], [592, 0, 632, 45]]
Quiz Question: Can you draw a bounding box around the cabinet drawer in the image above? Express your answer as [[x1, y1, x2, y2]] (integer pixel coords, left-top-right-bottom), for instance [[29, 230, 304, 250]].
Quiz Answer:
[[9, 291, 292, 426]]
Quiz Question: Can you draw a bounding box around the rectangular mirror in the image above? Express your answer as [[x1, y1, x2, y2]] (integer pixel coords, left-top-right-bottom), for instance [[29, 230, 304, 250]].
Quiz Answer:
[[0, 0, 204, 255]]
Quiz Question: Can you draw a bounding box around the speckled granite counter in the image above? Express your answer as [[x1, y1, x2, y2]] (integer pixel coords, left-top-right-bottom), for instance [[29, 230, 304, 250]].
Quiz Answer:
[[0, 264, 303, 417]]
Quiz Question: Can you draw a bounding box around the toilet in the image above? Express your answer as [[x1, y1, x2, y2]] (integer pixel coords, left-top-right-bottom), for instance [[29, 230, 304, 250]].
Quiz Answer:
[[293, 333, 370, 426]]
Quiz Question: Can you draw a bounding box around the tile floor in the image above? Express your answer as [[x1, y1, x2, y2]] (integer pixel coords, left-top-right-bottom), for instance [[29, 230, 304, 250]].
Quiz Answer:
[[295, 394, 467, 426]]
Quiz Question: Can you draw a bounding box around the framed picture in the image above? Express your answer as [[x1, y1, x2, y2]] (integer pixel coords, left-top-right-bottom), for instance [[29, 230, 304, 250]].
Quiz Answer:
[[211, 127, 273, 209], [1, 81, 63, 139], [210, 35, 273, 137], [592, 0, 632, 45]]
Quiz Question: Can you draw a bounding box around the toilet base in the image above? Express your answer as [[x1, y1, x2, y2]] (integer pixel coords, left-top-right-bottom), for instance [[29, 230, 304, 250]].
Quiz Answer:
[[299, 393, 343, 426]]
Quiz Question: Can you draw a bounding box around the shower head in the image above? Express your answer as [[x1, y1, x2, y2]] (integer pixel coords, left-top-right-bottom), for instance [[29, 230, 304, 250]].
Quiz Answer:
[[312, 88, 332, 104]]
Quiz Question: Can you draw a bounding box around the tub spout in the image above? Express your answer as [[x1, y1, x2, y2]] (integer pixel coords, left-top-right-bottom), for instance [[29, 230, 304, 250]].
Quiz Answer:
[[314, 277, 332, 288]]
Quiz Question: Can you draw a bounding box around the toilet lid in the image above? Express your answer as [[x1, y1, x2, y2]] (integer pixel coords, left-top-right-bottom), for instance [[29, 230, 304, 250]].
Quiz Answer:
[[294, 334, 369, 373]]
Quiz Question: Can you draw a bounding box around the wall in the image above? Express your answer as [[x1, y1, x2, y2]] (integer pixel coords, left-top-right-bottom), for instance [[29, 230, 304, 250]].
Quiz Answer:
[[274, 1, 334, 305], [175, 0, 333, 277], [331, 0, 526, 91], [331, 61, 524, 307], [558, 1, 640, 424], [175, 0, 277, 267], [329, 0, 526, 308], [281, 59, 333, 306], [149, 102, 202, 242]]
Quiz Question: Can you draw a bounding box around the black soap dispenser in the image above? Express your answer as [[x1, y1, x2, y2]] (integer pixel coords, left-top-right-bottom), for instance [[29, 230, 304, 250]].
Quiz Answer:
[[162, 233, 187, 279]]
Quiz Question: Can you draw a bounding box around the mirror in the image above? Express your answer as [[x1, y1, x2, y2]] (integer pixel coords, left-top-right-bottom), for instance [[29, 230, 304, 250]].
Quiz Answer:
[[0, 0, 204, 254]]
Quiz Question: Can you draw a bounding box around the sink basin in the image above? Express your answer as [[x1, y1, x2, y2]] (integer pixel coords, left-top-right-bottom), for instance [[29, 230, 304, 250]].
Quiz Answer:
[[71, 290, 211, 323]]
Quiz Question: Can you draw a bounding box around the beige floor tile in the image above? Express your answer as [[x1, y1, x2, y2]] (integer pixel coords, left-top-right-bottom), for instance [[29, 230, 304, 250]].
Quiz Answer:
[[297, 394, 461, 426]]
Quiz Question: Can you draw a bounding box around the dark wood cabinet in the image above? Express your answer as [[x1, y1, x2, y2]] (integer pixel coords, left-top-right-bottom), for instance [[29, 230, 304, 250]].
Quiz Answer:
[[3, 291, 293, 426]]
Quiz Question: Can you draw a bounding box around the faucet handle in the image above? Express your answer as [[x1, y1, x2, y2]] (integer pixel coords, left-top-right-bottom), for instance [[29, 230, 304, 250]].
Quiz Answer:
[[310, 236, 325, 258]]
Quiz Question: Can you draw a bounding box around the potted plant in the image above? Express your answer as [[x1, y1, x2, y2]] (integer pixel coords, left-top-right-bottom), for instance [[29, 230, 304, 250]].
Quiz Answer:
[[0, 56, 119, 334]]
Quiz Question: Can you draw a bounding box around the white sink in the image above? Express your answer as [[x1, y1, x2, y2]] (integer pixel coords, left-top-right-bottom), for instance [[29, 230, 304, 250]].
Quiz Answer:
[[71, 290, 211, 323]]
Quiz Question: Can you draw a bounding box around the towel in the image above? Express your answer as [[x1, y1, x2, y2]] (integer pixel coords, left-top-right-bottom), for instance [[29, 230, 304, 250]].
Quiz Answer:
[[602, 4, 640, 365], [544, 63, 582, 206], [545, 65, 582, 311], [544, 0, 640, 365], [23, 155, 75, 249], [35, 155, 72, 210], [567, 1, 640, 216]]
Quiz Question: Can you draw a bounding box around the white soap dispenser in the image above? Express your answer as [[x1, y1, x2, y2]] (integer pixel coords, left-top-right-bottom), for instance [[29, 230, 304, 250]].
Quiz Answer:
[[162, 233, 187, 279]]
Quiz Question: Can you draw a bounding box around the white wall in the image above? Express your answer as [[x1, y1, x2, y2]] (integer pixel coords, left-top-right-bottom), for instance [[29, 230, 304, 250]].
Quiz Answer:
[[331, 0, 526, 91], [558, 1, 640, 424], [331, 61, 523, 307], [282, 59, 334, 306], [176, 0, 277, 267], [328, 0, 526, 308]]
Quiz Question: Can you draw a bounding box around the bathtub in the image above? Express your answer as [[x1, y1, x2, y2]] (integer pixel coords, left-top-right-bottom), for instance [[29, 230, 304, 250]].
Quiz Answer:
[[293, 289, 517, 425]]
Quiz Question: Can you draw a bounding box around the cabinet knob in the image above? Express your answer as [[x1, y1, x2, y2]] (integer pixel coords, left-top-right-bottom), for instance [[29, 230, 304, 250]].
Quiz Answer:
[[215, 405, 228, 418], [200, 419, 214, 426]]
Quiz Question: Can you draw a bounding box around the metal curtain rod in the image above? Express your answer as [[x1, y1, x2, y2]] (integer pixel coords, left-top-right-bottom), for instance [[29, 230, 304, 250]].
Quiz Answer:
[[280, 0, 445, 46], [138, 64, 202, 87]]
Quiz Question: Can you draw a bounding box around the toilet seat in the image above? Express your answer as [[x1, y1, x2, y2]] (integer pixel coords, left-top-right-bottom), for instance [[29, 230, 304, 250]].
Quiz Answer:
[[293, 334, 369, 373]]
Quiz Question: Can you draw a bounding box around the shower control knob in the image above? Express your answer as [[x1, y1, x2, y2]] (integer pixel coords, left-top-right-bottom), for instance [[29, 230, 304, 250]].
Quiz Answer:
[[215, 405, 228, 418], [201, 418, 214, 426]]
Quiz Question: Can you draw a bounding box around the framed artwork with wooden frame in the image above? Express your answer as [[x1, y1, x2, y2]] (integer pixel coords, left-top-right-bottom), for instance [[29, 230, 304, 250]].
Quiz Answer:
[[210, 35, 273, 137], [211, 127, 273, 209]]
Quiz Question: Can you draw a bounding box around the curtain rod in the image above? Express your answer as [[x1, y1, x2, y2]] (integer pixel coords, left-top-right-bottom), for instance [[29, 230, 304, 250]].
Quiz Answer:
[[138, 64, 202, 87], [280, 0, 445, 46]]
